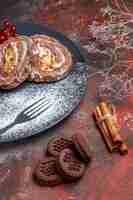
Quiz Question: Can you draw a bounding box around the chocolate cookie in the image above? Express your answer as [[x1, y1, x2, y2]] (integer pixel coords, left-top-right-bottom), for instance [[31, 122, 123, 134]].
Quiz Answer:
[[47, 136, 73, 157], [72, 134, 92, 163], [57, 148, 86, 181], [34, 157, 63, 186]]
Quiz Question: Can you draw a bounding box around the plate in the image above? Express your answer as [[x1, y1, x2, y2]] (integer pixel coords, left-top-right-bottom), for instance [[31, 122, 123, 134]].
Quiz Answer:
[[0, 23, 89, 143]]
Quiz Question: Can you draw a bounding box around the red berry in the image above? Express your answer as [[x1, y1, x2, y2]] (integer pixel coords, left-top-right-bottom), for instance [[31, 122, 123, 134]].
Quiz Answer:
[[4, 26, 15, 37], [3, 19, 11, 27], [0, 33, 7, 43], [10, 25, 16, 36], [4, 25, 11, 31], [3, 29, 10, 38], [11, 25, 16, 32]]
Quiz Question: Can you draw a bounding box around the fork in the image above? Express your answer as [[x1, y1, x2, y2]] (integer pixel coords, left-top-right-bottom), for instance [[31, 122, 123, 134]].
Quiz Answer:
[[0, 96, 52, 135]]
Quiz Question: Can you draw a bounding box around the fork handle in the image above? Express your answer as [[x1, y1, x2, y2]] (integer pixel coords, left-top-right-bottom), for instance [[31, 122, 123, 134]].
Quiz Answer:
[[0, 121, 16, 135]]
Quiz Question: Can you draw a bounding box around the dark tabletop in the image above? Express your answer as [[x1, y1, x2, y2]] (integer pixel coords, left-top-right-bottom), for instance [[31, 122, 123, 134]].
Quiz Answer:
[[0, 1, 133, 200]]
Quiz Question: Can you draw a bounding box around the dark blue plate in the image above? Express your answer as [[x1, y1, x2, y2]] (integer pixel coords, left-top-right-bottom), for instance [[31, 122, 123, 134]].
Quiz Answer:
[[0, 23, 89, 142]]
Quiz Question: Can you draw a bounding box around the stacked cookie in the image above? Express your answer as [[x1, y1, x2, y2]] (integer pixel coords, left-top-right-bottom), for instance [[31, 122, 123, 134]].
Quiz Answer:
[[33, 134, 92, 186]]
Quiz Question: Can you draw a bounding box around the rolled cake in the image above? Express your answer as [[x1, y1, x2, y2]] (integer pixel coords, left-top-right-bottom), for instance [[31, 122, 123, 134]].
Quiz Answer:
[[28, 35, 73, 82]]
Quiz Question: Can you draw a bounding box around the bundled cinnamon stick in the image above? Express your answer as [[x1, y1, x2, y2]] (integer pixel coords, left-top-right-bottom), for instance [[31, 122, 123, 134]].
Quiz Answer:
[[94, 102, 128, 155], [99, 102, 122, 145], [94, 108, 118, 153]]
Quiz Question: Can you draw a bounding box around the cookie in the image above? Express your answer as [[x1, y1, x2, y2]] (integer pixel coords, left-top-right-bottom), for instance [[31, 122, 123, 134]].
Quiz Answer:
[[34, 157, 63, 186], [57, 148, 86, 181], [47, 136, 73, 157], [28, 34, 72, 83], [72, 134, 92, 163]]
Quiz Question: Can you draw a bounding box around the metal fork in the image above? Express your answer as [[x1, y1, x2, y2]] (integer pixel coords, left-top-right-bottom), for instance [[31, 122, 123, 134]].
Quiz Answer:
[[0, 96, 52, 135]]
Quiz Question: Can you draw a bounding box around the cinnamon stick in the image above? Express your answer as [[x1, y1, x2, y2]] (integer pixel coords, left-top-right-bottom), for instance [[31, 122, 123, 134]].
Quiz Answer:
[[99, 102, 122, 145], [94, 107, 118, 152]]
